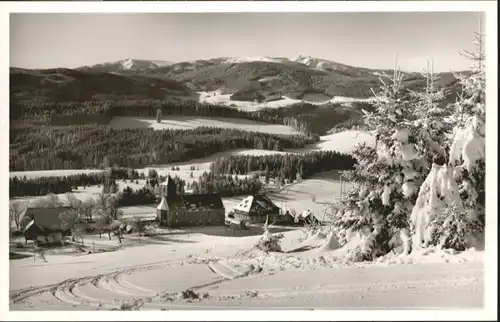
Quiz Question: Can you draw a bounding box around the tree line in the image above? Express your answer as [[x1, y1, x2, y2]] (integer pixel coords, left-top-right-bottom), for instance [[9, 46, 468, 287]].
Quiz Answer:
[[210, 150, 356, 183], [12, 98, 375, 136], [9, 167, 140, 198], [10, 125, 316, 172], [189, 172, 263, 197]]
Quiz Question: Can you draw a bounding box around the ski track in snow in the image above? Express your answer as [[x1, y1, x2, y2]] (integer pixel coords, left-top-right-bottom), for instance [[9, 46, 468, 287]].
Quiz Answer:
[[10, 253, 483, 310]]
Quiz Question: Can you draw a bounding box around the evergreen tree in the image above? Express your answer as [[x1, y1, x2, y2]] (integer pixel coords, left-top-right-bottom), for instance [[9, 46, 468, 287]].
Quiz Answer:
[[331, 65, 426, 259], [449, 32, 486, 221], [409, 60, 454, 166], [413, 33, 486, 250]]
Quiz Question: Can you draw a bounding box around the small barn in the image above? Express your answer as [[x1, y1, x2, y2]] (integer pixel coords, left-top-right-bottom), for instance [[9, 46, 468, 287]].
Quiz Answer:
[[20, 207, 73, 245], [156, 175, 225, 228], [232, 194, 281, 224]]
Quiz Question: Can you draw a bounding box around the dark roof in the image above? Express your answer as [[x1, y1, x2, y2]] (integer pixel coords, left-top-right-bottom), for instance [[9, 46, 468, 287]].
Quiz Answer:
[[234, 194, 280, 214], [181, 194, 224, 211], [21, 207, 74, 231], [165, 195, 184, 210], [165, 193, 224, 212], [24, 220, 45, 239], [254, 195, 280, 211]]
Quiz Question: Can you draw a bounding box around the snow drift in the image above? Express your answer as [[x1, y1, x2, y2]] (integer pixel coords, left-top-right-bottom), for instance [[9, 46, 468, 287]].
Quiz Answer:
[[317, 232, 341, 253]]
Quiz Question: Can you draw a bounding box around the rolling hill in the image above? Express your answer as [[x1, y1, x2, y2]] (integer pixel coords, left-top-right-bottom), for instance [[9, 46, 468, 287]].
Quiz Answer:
[[80, 55, 465, 103], [10, 56, 466, 121], [10, 67, 195, 103]]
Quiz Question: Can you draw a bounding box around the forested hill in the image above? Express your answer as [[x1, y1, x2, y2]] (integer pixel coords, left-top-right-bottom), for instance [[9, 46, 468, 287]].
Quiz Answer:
[[9, 125, 317, 172]]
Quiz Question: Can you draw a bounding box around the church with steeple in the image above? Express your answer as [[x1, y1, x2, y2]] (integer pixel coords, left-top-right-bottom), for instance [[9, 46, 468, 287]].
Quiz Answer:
[[156, 175, 225, 228]]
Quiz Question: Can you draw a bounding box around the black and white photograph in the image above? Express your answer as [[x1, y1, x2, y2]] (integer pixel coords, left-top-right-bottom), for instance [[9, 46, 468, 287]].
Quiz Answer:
[[1, 2, 497, 320]]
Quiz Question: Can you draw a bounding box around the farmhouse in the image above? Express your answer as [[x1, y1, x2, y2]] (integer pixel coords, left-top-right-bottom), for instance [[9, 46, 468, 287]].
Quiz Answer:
[[156, 176, 225, 228], [20, 207, 73, 245], [231, 194, 281, 224]]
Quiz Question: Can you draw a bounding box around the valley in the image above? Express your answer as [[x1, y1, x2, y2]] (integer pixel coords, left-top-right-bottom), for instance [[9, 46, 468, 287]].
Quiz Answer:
[[8, 52, 485, 312]]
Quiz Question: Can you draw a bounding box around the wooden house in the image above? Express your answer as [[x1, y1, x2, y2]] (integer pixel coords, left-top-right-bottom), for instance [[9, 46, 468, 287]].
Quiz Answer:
[[231, 194, 281, 225], [20, 207, 73, 245], [156, 175, 225, 228]]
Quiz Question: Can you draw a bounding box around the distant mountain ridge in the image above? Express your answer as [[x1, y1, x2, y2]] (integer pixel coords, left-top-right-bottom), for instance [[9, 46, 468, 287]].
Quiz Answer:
[[11, 55, 466, 108], [77, 58, 174, 73]]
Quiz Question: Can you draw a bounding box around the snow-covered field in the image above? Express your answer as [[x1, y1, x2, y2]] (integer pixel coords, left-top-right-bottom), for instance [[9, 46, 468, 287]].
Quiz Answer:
[[9, 228, 484, 310], [198, 90, 375, 112], [315, 130, 375, 154], [108, 116, 300, 135]]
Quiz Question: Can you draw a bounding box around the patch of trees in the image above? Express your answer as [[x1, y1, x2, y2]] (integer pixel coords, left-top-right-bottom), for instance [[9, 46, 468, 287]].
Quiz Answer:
[[116, 186, 158, 207], [10, 125, 315, 172], [190, 172, 263, 197], [9, 167, 139, 198], [12, 100, 269, 122], [210, 150, 356, 183]]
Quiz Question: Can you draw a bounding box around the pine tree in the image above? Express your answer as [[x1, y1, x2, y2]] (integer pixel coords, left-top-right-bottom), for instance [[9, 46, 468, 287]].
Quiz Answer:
[[410, 32, 486, 252], [331, 64, 426, 259], [413, 32, 486, 251], [409, 60, 454, 166], [449, 32, 486, 222]]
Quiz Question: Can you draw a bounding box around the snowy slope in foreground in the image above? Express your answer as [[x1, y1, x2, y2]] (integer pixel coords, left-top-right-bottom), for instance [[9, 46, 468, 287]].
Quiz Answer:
[[9, 228, 483, 310]]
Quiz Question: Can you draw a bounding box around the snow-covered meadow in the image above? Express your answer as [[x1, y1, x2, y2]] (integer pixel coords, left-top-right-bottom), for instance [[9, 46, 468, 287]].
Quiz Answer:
[[108, 116, 301, 135], [9, 227, 484, 310]]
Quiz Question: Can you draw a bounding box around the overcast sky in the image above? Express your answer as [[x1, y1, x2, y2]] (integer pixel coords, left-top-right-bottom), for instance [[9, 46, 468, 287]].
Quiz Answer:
[[10, 12, 483, 72]]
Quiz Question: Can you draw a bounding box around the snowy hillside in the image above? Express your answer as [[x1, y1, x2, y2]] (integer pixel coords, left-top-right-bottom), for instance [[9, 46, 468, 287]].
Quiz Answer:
[[9, 227, 484, 311], [224, 56, 290, 64], [293, 54, 352, 72], [198, 90, 375, 111], [318, 130, 375, 153], [83, 58, 174, 71]]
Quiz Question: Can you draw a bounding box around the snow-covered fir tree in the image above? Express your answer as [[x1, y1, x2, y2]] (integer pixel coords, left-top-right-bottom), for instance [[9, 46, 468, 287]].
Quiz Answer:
[[409, 60, 454, 166], [331, 66, 428, 260], [411, 32, 486, 251], [449, 32, 486, 225]]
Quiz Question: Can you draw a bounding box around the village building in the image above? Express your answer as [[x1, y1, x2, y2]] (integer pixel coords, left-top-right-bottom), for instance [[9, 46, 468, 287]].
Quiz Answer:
[[156, 175, 225, 228], [292, 209, 321, 225], [231, 194, 281, 224], [20, 207, 73, 245]]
